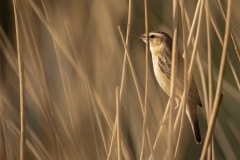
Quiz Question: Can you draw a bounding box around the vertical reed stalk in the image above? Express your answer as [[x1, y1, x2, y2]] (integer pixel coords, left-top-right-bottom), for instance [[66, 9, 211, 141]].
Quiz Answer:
[[13, 0, 25, 159]]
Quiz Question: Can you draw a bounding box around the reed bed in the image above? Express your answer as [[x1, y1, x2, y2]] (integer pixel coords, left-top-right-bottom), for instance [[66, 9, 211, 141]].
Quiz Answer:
[[0, 0, 240, 159]]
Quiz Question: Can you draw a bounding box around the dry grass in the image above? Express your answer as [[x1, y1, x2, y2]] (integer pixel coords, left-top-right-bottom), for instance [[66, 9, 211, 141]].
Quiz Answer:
[[0, 0, 240, 159]]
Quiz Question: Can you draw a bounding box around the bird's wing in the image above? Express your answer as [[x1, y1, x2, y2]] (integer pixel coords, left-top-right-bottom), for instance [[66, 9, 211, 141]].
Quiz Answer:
[[158, 53, 171, 79], [177, 58, 202, 107]]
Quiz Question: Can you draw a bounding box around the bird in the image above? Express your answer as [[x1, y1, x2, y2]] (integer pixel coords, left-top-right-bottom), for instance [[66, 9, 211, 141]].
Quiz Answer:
[[137, 31, 202, 144]]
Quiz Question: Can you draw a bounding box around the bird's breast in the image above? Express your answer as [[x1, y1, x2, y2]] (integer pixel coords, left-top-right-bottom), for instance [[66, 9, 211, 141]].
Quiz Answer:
[[152, 56, 171, 96]]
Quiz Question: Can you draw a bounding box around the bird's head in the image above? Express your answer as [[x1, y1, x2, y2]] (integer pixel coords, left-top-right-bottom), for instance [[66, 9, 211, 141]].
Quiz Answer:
[[137, 31, 172, 56]]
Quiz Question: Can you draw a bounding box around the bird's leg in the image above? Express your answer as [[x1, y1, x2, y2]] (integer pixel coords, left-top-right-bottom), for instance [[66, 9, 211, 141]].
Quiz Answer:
[[174, 98, 181, 109]]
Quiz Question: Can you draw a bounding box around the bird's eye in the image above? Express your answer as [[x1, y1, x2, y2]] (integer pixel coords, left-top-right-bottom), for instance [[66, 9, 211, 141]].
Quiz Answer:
[[149, 34, 155, 38]]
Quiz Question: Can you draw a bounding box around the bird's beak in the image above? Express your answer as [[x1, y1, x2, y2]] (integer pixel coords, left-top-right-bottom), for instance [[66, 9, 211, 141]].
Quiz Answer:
[[134, 34, 146, 42]]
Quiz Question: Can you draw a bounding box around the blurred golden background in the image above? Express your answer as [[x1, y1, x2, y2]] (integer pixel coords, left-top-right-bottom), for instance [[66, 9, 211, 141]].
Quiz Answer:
[[0, 0, 240, 159]]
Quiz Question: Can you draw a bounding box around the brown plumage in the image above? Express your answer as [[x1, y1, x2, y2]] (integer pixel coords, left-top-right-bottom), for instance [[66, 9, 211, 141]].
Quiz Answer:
[[138, 31, 202, 143]]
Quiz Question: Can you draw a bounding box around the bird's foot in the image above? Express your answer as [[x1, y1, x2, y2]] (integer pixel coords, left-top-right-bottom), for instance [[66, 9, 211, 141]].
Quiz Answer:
[[174, 105, 179, 110]]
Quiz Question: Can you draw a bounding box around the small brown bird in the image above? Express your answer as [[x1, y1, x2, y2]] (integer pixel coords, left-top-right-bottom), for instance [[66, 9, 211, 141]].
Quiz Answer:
[[138, 31, 202, 143]]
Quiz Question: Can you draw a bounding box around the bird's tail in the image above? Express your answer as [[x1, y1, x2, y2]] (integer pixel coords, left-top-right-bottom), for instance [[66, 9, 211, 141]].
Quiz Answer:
[[186, 102, 201, 144]]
